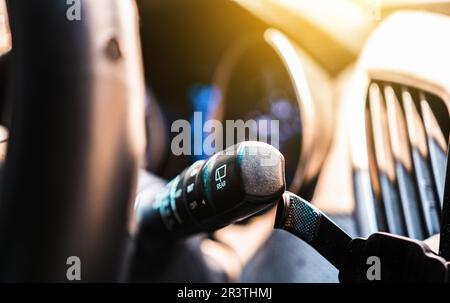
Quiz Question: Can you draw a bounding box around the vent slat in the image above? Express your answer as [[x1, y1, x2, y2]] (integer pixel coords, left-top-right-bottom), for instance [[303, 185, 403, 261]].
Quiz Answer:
[[363, 80, 448, 240], [368, 83, 406, 236], [384, 85, 425, 239], [421, 99, 448, 206], [402, 88, 441, 237], [365, 109, 385, 231]]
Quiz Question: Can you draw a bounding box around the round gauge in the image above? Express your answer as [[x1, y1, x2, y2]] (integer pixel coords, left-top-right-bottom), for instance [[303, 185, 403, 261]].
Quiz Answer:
[[221, 41, 302, 186], [210, 30, 333, 193]]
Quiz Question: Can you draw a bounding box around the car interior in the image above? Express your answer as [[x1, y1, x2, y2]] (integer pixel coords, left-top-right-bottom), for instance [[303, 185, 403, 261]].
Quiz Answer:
[[0, 0, 449, 283]]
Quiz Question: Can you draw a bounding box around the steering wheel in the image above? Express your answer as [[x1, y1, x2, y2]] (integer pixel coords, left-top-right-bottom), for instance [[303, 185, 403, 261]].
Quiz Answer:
[[0, 0, 145, 282]]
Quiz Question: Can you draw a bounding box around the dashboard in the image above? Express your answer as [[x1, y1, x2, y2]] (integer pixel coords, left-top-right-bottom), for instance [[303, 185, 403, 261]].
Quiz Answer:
[[0, 0, 448, 283], [137, 0, 450, 282]]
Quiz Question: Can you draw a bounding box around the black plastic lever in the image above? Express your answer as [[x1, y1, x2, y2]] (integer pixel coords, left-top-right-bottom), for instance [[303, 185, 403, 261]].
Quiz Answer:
[[274, 192, 352, 270], [275, 192, 449, 282]]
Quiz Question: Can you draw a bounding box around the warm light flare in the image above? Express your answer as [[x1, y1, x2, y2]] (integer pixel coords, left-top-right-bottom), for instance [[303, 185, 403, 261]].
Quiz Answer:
[[0, 0, 11, 55]]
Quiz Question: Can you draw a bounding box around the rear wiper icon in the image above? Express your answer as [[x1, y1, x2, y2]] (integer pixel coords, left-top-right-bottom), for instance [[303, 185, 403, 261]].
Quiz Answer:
[[215, 164, 227, 183]]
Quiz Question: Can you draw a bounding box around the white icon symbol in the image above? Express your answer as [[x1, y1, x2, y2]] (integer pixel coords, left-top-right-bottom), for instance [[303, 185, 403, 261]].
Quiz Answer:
[[187, 183, 194, 193], [215, 164, 227, 183]]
